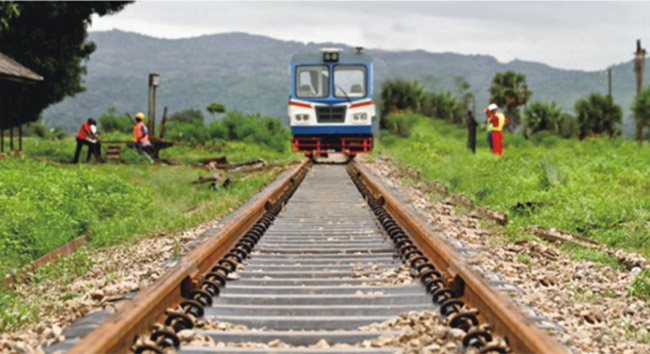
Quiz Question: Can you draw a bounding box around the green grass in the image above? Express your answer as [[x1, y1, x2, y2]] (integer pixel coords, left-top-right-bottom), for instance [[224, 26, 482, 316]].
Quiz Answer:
[[0, 136, 298, 331], [0, 137, 296, 280], [376, 114, 650, 256]]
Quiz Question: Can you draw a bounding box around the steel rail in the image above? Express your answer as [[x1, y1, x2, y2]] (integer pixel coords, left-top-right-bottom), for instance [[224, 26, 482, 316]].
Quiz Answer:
[[349, 160, 566, 354], [68, 159, 310, 354]]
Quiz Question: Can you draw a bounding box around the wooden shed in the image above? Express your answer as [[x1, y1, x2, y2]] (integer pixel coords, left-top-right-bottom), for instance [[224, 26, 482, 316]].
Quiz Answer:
[[0, 51, 43, 153]]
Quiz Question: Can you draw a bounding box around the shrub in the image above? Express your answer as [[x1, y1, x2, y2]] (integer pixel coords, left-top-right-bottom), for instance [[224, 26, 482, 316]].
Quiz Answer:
[[524, 101, 575, 138], [170, 109, 204, 125], [99, 108, 132, 134], [379, 79, 425, 123], [420, 91, 465, 126], [383, 114, 419, 137], [166, 111, 289, 152], [575, 93, 622, 139]]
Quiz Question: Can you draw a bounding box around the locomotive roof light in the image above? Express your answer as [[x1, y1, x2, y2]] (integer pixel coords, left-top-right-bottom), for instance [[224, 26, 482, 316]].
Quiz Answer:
[[321, 47, 341, 62]]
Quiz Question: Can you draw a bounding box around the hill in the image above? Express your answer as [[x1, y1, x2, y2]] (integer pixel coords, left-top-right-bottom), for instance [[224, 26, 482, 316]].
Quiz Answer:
[[44, 30, 648, 134]]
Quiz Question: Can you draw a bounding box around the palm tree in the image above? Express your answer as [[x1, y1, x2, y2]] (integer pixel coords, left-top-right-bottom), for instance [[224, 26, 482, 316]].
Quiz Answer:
[[489, 71, 532, 132]]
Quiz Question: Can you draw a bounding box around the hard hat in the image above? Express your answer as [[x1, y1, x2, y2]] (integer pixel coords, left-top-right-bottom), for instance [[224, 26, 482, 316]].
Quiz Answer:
[[487, 104, 498, 111], [135, 112, 146, 120]]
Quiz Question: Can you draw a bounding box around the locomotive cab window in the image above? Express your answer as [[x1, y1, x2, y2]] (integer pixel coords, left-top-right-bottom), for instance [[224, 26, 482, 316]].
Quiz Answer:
[[334, 65, 367, 98], [296, 65, 329, 98]]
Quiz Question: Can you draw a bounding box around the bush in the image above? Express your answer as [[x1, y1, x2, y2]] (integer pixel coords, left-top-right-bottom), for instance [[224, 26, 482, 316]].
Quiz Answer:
[[575, 93, 622, 139], [379, 80, 425, 123], [166, 111, 290, 152], [524, 101, 575, 138], [420, 91, 465, 126], [383, 113, 419, 137], [170, 109, 204, 125], [99, 109, 132, 134]]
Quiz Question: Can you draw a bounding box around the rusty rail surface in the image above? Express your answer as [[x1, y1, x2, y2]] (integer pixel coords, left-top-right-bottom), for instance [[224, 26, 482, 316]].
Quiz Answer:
[[349, 160, 566, 354], [68, 159, 310, 354]]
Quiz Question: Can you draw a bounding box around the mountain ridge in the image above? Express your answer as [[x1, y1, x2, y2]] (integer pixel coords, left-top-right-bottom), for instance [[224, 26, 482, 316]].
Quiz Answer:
[[44, 30, 645, 134]]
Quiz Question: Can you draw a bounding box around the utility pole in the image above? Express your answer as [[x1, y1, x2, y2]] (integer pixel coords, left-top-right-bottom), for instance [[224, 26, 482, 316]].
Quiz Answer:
[[148, 73, 160, 137], [634, 39, 646, 143]]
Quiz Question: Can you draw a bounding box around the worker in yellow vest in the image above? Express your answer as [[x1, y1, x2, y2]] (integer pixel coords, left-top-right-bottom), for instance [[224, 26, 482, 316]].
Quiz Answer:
[[486, 104, 507, 156]]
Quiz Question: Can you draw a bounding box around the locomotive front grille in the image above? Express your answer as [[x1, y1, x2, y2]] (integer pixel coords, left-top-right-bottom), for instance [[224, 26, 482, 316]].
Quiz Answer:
[[316, 106, 346, 123]]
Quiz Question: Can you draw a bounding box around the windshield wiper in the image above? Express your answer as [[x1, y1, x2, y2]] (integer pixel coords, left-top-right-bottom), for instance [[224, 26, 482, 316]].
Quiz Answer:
[[336, 84, 352, 103]]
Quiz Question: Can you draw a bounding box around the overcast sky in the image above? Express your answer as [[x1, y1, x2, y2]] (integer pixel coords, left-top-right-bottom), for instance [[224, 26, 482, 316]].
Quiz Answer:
[[90, 1, 650, 71]]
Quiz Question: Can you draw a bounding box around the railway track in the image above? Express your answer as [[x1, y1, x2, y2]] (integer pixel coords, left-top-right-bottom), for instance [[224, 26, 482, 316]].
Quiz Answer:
[[64, 160, 566, 354]]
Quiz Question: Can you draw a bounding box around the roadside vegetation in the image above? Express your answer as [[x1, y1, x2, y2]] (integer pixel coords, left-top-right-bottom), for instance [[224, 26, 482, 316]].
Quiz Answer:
[[377, 115, 650, 256], [1, 110, 296, 289]]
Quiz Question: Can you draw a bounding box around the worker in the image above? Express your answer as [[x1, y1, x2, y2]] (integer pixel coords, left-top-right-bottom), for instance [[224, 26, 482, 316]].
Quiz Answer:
[[486, 104, 508, 156], [484, 107, 493, 151], [73, 118, 100, 163], [466, 109, 478, 153], [133, 112, 153, 158]]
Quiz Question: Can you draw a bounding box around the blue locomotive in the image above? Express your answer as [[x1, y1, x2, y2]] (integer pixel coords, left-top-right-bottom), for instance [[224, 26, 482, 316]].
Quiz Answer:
[[288, 48, 375, 157]]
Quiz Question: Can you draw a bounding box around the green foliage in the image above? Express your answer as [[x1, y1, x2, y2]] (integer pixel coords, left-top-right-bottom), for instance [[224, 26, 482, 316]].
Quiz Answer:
[[380, 79, 466, 127], [99, 108, 132, 133], [524, 101, 576, 138], [379, 79, 424, 123], [206, 102, 226, 116], [377, 115, 650, 256], [166, 111, 290, 152], [0, 2, 130, 129], [633, 87, 650, 142], [0, 2, 20, 33], [383, 114, 419, 137], [0, 159, 150, 274], [630, 269, 650, 301], [489, 71, 532, 131], [0, 292, 37, 332], [170, 109, 204, 125], [420, 91, 466, 126], [575, 93, 623, 139]]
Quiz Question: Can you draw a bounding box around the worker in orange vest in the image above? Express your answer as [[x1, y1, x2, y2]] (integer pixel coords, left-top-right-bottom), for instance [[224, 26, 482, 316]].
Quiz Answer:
[[486, 104, 507, 156], [73, 118, 100, 163], [133, 112, 153, 158]]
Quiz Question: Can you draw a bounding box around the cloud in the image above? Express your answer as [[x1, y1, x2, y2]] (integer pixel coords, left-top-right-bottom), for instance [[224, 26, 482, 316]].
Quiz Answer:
[[90, 1, 650, 70]]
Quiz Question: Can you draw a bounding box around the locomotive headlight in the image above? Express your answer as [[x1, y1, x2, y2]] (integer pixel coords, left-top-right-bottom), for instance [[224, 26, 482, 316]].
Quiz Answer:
[[295, 113, 310, 121], [353, 112, 368, 121]]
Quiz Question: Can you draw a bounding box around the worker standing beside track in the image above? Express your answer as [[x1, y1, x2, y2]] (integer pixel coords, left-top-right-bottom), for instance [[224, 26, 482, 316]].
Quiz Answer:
[[486, 104, 507, 156], [133, 112, 153, 159], [484, 107, 493, 152]]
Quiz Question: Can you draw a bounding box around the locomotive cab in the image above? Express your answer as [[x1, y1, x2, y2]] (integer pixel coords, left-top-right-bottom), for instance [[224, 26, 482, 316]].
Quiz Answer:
[[289, 48, 375, 156]]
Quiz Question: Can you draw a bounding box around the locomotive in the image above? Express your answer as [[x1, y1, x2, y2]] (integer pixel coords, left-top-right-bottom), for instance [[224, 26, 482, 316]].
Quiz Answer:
[[288, 48, 376, 157]]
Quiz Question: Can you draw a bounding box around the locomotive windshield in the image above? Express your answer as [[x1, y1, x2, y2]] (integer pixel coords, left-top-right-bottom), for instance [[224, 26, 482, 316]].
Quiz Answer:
[[296, 65, 329, 98], [334, 65, 367, 98]]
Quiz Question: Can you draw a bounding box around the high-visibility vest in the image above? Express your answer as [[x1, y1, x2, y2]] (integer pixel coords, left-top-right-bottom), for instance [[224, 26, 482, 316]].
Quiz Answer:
[[133, 122, 149, 143], [76, 122, 91, 140], [491, 112, 508, 132]]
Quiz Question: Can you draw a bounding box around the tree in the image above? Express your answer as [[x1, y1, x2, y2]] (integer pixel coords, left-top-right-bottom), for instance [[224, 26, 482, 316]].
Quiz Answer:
[[0, 2, 130, 128], [420, 91, 465, 126], [489, 71, 532, 132], [633, 87, 650, 143], [523, 101, 575, 138], [575, 93, 622, 139], [379, 79, 425, 126], [206, 102, 226, 117]]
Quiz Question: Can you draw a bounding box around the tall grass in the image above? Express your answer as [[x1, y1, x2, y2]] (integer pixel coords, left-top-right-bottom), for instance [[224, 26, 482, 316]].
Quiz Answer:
[[377, 115, 650, 255]]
